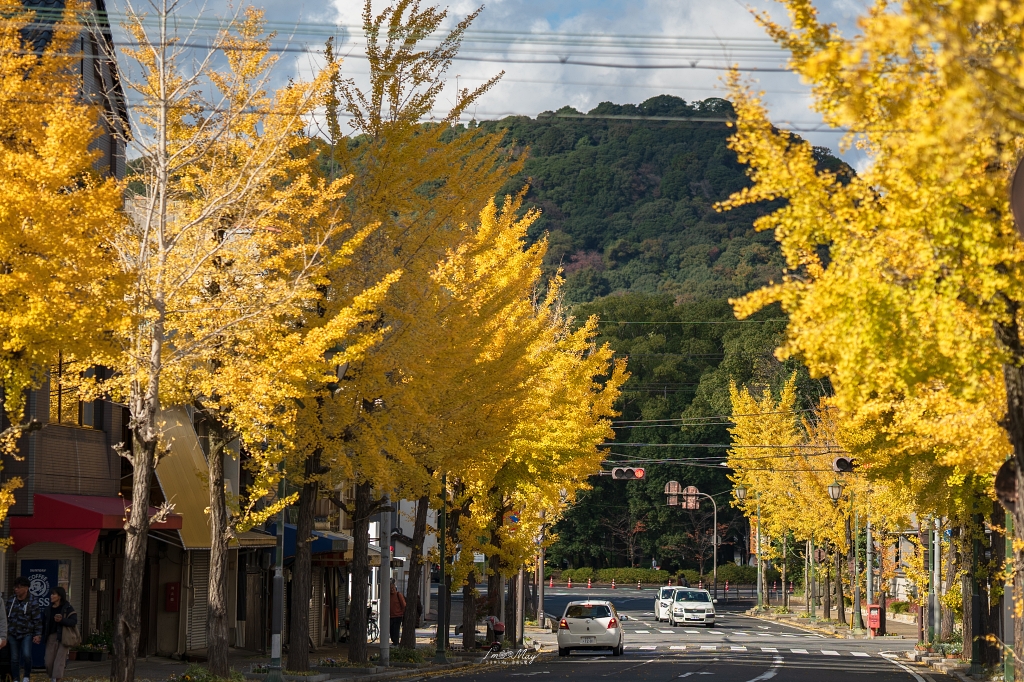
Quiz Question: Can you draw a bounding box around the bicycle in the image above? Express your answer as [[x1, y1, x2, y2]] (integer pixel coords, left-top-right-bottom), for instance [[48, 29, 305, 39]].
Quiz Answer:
[[367, 600, 380, 643]]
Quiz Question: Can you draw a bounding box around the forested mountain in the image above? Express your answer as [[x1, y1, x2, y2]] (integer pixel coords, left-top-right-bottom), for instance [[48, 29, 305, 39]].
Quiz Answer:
[[476, 96, 842, 574], [481, 95, 786, 304]]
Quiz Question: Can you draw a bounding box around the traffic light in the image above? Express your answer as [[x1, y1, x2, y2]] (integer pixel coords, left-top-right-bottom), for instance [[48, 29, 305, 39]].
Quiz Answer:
[[611, 467, 646, 480], [832, 457, 856, 473]]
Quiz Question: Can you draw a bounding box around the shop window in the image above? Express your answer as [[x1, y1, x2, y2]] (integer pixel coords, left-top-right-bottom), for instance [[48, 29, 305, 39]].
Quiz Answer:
[[49, 355, 96, 428]]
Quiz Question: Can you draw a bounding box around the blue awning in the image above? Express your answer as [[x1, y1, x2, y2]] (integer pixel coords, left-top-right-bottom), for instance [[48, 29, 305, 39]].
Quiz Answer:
[[266, 523, 353, 559]]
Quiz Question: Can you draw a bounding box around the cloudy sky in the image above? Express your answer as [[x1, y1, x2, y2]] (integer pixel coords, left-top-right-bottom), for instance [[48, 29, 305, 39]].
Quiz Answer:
[[113, 0, 871, 157]]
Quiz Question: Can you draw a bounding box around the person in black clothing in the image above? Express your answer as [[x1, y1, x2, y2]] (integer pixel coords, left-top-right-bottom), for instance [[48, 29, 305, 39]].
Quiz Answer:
[[6, 577, 41, 682], [43, 586, 77, 682]]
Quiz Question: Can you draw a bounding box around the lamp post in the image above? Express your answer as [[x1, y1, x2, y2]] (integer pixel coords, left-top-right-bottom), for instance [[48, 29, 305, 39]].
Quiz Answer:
[[267, 465, 286, 682], [735, 485, 761, 610], [667, 483, 718, 598], [809, 532, 816, 622]]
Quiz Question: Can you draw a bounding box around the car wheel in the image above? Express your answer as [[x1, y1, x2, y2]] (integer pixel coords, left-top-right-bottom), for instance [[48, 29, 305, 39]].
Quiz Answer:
[[558, 647, 568, 657], [612, 642, 622, 656]]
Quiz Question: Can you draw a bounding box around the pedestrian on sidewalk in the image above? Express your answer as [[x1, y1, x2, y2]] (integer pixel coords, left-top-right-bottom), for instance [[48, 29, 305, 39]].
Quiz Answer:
[[44, 586, 77, 682], [389, 579, 406, 646], [6, 576, 41, 682]]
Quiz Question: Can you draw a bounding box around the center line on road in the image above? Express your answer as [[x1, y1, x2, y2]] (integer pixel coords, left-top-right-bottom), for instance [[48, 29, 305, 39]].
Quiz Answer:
[[821, 650, 840, 656], [700, 645, 717, 651], [669, 645, 687, 650], [760, 647, 778, 652], [684, 629, 700, 634], [731, 646, 748, 651], [791, 648, 808, 654], [659, 629, 675, 633], [850, 651, 870, 657]]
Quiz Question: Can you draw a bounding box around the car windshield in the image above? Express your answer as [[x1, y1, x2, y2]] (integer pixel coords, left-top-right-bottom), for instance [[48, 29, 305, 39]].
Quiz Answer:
[[565, 604, 612, 619], [659, 588, 674, 598], [675, 590, 711, 602]]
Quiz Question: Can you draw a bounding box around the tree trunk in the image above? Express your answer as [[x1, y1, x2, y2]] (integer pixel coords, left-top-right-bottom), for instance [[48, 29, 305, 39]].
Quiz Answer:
[[111, 384, 159, 682], [462, 571, 476, 652], [506, 570, 517, 646], [961, 569, 973, 662], [289, 453, 321, 671], [206, 416, 232, 678], [836, 550, 847, 626], [348, 481, 373, 663], [986, 501, 1006, 665], [879, 583, 887, 636], [487, 509, 504, 617], [995, 311, 1024, 677], [782, 534, 788, 610], [400, 495, 429, 648], [823, 561, 832, 620]]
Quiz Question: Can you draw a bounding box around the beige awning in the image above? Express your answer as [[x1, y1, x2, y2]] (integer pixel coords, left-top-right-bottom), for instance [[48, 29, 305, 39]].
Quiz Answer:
[[234, 530, 277, 548], [155, 407, 212, 549]]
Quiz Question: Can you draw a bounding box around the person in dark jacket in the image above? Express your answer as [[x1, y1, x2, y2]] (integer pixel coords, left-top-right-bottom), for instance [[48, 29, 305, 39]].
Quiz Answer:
[[6, 576, 41, 682], [44, 586, 77, 682]]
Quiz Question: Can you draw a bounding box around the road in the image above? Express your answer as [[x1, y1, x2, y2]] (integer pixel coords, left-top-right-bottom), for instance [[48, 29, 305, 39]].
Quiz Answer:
[[437, 587, 943, 681]]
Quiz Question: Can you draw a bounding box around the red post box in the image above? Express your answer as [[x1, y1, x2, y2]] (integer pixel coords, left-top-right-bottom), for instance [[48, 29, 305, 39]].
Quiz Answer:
[[165, 581, 181, 612], [867, 604, 881, 630]]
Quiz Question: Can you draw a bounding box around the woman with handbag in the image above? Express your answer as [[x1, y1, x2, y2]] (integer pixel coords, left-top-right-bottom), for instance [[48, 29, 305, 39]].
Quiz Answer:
[[43, 586, 78, 682]]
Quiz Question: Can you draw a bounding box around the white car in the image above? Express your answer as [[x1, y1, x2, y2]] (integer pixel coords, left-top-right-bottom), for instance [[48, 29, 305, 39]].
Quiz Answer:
[[654, 586, 675, 621], [557, 600, 624, 656], [669, 588, 717, 628]]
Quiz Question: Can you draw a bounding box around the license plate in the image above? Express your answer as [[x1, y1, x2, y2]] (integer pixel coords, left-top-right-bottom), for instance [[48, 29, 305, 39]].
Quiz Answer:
[[581, 637, 595, 644]]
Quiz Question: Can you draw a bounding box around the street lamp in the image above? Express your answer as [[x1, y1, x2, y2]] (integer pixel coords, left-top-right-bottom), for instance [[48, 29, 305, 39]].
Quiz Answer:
[[733, 485, 762, 610], [735, 485, 747, 501], [827, 480, 843, 503]]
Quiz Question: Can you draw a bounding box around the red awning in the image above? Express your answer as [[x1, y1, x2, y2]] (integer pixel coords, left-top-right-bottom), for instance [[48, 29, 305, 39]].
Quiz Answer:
[[9, 494, 182, 553]]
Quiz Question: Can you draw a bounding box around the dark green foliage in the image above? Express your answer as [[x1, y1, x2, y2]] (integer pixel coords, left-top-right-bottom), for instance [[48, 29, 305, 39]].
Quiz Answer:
[[477, 95, 811, 304]]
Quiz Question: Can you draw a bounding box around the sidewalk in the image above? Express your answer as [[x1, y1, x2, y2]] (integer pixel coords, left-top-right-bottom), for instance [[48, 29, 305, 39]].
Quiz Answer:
[[61, 627, 468, 682]]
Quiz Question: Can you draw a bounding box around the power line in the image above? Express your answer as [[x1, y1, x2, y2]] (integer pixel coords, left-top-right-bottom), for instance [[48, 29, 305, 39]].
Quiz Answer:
[[596, 319, 787, 325]]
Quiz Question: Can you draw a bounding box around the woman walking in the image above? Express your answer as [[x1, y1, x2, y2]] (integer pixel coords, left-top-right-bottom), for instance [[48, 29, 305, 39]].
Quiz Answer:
[[43, 586, 77, 682]]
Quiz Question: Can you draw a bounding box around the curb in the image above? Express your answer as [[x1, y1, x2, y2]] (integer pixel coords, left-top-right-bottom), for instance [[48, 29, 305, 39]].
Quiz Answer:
[[902, 650, 971, 678], [325, 661, 475, 681], [742, 610, 844, 639]]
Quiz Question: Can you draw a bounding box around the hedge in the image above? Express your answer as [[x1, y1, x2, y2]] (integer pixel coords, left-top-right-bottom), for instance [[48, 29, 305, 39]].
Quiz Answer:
[[558, 568, 670, 583]]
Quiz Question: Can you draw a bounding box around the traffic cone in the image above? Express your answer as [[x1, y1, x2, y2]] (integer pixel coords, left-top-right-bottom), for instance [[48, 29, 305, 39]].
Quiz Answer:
[[611, 579, 616, 589], [588, 578, 592, 589], [698, 580, 702, 589], [568, 577, 572, 588], [789, 582, 794, 594], [549, 576, 553, 588], [725, 581, 729, 593], [637, 579, 641, 589]]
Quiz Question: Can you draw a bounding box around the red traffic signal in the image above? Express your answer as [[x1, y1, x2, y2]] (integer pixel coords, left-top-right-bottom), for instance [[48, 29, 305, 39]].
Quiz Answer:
[[611, 467, 646, 480]]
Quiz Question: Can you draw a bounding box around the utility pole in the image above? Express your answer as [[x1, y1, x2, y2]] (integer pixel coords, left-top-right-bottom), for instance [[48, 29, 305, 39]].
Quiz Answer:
[[516, 566, 526, 649], [852, 494, 864, 633], [866, 519, 873, 607], [926, 521, 935, 643], [378, 494, 391, 667], [809, 534, 816, 621], [433, 474, 448, 664], [756, 493, 763, 611], [267, 471, 286, 682], [932, 519, 941, 642], [537, 512, 546, 627]]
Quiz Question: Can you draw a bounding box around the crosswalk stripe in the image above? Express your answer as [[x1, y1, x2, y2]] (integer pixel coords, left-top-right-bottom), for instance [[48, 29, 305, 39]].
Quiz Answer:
[[700, 645, 717, 651], [791, 649, 809, 654], [851, 651, 870, 657], [639, 646, 657, 650], [761, 647, 778, 653], [731, 646, 747, 651], [659, 630, 676, 633], [684, 629, 700, 634], [634, 630, 650, 634], [670, 645, 687, 650], [822, 650, 840, 656], [879, 653, 898, 659]]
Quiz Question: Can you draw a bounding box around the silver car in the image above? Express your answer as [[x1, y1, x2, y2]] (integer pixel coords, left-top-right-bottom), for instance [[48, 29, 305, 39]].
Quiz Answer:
[[654, 586, 675, 622], [669, 588, 717, 627], [557, 600, 624, 656]]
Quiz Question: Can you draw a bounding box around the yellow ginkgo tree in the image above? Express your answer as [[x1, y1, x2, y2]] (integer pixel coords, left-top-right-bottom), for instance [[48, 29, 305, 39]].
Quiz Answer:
[[718, 0, 1024, 656], [0, 0, 125, 522]]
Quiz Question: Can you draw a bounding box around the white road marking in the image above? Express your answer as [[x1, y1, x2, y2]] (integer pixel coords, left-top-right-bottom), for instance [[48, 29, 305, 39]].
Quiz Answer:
[[821, 650, 840, 656], [669, 645, 687, 650], [639, 646, 657, 650], [761, 647, 778, 652], [731, 646, 748, 651], [700, 645, 717, 651], [634, 630, 651, 634], [659, 629, 676, 633], [746, 655, 784, 681], [879, 652, 899, 659], [851, 651, 870, 657], [684, 629, 700, 634], [791, 649, 809, 654], [779, 634, 797, 638], [885, 657, 928, 682]]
